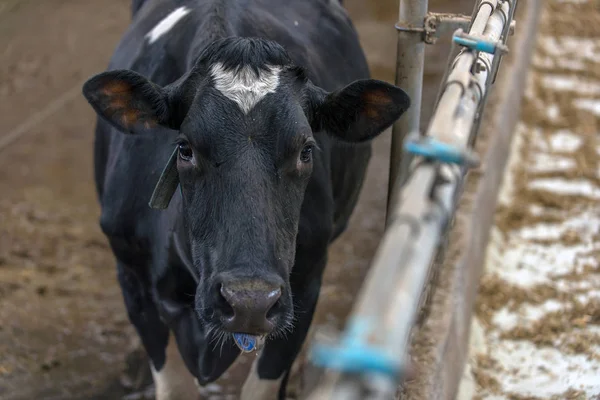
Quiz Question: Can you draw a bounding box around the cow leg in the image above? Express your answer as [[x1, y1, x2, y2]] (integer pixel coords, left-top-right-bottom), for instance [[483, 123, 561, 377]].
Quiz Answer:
[[240, 257, 326, 400], [240, 357, 286, 400], [117, 262, 198, 400], [151, 332, 199, 400]]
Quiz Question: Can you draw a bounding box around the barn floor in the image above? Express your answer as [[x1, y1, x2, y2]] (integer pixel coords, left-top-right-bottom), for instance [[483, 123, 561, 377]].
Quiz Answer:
[[0, 1, 473, 399], [458, 0, 600, 399]]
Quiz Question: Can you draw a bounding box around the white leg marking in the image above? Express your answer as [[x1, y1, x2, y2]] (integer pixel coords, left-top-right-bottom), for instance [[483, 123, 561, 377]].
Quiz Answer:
[[146, 6, 191, 44], [210, 63, 282, 114], [151, 332, 199, 400], [240, 357, 284, 400]]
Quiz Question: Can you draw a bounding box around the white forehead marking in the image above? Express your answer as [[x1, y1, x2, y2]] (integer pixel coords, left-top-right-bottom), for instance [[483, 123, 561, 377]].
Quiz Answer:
[[210, 63, 282, 114], [146, 6, 191, 44]]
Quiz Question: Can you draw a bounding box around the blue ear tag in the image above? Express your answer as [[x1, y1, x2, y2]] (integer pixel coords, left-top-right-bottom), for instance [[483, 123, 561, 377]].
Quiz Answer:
[[233, 333, 264, 353]]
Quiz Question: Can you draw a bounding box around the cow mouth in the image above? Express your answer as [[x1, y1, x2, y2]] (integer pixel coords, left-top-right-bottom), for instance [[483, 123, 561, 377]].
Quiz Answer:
[[202, 306, 294, 352]]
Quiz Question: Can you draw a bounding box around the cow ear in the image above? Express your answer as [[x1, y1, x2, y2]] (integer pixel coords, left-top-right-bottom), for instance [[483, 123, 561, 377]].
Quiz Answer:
[[82, 70, 174, 134], [309, 79, 410, 143]]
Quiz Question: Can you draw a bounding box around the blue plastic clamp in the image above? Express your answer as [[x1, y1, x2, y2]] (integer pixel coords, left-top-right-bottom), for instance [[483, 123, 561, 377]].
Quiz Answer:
[[310, 318, 402, 378], [452, 32, 505, 54], [404, 136, 479, 167]]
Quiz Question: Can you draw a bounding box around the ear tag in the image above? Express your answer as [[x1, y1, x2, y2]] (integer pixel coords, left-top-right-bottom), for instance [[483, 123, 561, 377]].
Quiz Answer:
[[232, 333, 265, 353], [149, 147, 179, 209]]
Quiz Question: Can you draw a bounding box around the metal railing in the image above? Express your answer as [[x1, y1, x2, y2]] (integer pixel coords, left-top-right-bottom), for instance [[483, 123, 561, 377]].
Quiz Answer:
[[305, 1, 519, 399]]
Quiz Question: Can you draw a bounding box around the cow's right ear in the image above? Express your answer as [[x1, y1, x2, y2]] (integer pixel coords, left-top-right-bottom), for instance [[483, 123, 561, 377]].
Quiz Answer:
[[306, 79, 410, 143], [82, 70, 175, 134]]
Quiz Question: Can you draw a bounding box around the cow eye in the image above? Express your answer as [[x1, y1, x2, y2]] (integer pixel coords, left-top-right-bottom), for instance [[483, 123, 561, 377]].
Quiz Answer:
[[178, 142, 193, 161], [300, 144, 314, 163]]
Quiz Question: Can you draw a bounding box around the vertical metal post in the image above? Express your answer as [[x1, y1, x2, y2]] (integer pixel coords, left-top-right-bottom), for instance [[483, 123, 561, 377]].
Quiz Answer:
[[386, 0, 428, 223]]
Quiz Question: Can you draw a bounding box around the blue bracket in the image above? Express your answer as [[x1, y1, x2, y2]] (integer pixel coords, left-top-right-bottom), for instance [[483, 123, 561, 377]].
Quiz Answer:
[[310, 318, 402, 378], [404, 136, 480, 167], [311, 343, 400, 377], [452, 32, 508, 55]]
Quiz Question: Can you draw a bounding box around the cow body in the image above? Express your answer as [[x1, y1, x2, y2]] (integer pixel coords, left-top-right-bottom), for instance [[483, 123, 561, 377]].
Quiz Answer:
[[84, 0, 409, 398]]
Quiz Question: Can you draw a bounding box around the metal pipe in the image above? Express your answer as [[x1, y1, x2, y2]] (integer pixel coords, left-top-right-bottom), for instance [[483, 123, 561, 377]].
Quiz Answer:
[[387, 0, 429, 223], [305, 1, 518, 398], [384, 0, 512, 367], [383, 163, 457, 351], [469, 0, 514, 146], [419, 0, 508, 150], [425, 0, 501, 147], [484, 1, 509, 43], [388, 0, 514, 349], [470, 0, 498, 35], [426, 53, 475, 145], [384, 3, 514, 355], [351, 166, 435, 339]]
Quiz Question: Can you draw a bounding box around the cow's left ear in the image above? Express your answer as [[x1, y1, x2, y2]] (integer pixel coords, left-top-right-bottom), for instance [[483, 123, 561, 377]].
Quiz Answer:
[[82, 70, 176, 134], [308, 79, 410, 143]]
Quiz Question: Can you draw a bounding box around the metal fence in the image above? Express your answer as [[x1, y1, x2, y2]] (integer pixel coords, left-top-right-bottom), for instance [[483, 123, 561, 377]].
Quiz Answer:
[[305, 1, 519, 398]]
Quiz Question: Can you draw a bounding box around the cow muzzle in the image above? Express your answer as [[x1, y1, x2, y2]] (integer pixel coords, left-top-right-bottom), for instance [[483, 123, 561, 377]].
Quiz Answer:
[[214, 276, 285, 336]]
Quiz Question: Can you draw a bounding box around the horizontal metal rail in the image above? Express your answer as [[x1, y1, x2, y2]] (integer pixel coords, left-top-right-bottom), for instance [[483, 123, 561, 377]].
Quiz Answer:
[[306, 1, 518, 398]]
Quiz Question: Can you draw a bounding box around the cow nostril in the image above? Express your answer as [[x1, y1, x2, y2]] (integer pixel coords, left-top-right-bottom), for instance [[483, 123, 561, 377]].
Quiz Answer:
[[265, 288, 283, 320], [217, 283, 283, 328], [217, 283, 235, 318], [265, 298, 282, 320]]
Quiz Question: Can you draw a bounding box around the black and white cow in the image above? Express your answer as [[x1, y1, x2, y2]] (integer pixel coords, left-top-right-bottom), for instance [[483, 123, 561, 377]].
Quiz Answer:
[[82, 0, 409, 398]]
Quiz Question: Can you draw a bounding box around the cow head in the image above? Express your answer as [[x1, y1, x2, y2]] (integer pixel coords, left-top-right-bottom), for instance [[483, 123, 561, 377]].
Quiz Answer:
[[82, 37, 409, 344]]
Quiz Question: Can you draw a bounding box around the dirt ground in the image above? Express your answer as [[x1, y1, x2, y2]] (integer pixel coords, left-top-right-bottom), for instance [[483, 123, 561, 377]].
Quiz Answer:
[[0, 1, 472, 399]]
